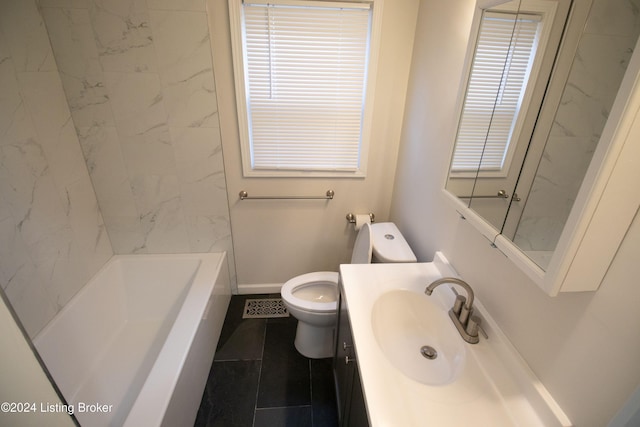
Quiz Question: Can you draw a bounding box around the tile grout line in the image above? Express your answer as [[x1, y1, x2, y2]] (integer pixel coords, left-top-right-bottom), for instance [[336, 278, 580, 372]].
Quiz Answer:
[[251, 313, 268, 427], [309, 359, 315, 427], [254, 404, 313, 410]]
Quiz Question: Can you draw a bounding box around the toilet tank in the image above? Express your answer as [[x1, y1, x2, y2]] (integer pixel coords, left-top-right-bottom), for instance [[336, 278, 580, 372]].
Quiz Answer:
[[370, 222, 417, 263]]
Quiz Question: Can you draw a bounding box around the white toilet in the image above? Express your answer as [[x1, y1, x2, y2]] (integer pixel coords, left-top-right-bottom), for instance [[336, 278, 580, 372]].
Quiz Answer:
[[281, 222, 417, 358]]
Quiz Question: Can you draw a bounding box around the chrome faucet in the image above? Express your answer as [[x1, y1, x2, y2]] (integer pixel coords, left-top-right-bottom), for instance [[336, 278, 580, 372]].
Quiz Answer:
[[425, 277, 482, 344]]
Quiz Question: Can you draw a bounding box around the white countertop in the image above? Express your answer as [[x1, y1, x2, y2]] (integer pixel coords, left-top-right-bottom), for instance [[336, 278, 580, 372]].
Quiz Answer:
[[339, 252, 572, 427]]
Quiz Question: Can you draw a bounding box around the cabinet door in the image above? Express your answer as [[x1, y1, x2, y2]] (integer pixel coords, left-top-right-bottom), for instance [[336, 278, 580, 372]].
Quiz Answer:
[[347, 367, 369, 427], [334, 283, 370, 427], [334, 290, 355, 424]]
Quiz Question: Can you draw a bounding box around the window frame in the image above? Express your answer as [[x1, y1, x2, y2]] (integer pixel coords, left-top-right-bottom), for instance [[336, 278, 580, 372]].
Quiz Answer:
[[228, 0, 384, 178]]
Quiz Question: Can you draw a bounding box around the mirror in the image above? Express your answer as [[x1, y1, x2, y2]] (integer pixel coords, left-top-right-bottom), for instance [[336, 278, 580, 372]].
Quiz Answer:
[[446, 0, 570, 230], [446, 0, 640, 271]]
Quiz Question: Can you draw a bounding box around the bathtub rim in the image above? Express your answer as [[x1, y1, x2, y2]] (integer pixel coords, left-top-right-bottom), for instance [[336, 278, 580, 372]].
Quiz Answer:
[[32, 252, 228, 427], [122, 252, 227, 427]]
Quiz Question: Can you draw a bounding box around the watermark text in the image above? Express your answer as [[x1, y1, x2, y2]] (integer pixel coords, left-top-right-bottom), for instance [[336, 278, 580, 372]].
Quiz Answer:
[[1, 401, 113, 415]]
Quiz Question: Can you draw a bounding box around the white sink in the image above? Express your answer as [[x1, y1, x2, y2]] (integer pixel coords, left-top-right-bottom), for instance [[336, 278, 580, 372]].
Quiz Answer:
[[371, 289, 466, 385], [339, 253, 572, 427]]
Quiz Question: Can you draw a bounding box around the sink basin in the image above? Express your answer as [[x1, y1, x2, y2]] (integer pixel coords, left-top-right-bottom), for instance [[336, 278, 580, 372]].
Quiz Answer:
[[371, 289, 466, 385], [340, 258, 572, 426]]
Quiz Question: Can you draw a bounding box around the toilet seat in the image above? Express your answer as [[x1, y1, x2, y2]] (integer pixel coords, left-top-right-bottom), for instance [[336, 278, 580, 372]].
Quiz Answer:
[[281, 271, 339, 313], [351, 222, 372, 264]]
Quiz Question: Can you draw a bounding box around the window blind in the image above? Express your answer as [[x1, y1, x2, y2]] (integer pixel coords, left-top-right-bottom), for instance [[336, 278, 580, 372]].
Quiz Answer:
[[452, 12, 541, 172], [241, 1, 372, 171]]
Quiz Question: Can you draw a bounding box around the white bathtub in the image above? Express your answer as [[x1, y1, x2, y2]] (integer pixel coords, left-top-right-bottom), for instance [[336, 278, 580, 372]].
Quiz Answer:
[[33, 253, 231, 427]]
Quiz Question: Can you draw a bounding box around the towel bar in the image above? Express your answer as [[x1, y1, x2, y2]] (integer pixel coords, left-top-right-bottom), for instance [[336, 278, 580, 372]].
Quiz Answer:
[[239, 189, 335, 200], [458, 190, 521, 201]]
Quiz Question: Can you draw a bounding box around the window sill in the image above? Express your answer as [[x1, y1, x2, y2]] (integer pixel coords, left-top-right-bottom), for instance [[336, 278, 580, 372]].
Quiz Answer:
[[242, 168, 367, 179]]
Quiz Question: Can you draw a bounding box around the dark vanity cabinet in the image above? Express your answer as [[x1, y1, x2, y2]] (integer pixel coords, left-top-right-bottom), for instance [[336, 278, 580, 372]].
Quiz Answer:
[[334, 279, 369, 427]]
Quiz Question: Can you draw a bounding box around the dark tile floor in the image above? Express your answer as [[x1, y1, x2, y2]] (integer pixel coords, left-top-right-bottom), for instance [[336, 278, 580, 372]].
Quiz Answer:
[[195, 295, 339, 427]]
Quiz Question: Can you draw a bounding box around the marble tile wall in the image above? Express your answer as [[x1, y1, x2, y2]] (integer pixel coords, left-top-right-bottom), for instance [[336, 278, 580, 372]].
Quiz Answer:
[[0, 0, 113, 337], [38, 0, 236, 279], [514, 0, 640, 253], [0, 0, 236, 337]]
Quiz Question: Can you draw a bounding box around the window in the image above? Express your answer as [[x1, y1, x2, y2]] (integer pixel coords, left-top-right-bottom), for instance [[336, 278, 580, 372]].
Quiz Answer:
[[451, 11, 542, 174], [229, 0, 380, 177]]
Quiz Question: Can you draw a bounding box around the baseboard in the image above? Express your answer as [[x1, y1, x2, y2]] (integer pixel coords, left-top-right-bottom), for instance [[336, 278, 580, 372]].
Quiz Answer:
[[236, 283, 283, 295]]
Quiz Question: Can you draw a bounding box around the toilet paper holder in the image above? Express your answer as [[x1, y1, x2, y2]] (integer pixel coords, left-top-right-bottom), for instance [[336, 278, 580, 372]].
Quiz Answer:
[[346, 213, 375, 224]]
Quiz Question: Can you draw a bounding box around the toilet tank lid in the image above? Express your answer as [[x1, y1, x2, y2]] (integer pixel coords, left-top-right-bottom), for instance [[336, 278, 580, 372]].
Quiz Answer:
[[371, 222, 417, 263]]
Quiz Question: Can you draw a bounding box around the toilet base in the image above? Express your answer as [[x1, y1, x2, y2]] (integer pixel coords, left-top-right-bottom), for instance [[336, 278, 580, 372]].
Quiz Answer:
[[293, 321, 335, 359]]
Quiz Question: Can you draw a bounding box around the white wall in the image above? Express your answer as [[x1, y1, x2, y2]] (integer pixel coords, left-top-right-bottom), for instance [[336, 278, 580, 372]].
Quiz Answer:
[[208, 0, 420, 289], [390, 1, 640, 426]]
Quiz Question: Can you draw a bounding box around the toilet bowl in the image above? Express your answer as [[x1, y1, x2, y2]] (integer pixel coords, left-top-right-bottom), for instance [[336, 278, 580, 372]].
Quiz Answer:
[[281, 222, 416, 359], [281, 271, 339, 359]]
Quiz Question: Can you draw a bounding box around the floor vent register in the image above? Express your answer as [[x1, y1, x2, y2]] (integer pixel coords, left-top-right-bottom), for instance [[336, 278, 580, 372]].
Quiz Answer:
[[242, 298, 290, 319]]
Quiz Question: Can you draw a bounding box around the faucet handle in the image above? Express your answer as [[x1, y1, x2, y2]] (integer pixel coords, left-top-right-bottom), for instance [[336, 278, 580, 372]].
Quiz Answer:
[[465, 315, 488, 340], [459, 304, 472, 326], [453, 294, 466, 316]]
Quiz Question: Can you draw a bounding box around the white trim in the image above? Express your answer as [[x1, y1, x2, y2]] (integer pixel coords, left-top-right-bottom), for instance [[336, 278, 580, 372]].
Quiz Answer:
[[237, 283, 283, 294], [494, 234, 546, 284], [357, 0, 383, 179], [229, 0, 252, 174], [442, 189, 501, 243], [244, 0, 372, 9], [475, 0, 517, 9]]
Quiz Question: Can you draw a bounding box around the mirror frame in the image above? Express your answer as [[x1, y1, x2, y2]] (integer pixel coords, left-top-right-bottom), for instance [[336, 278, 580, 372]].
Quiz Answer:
[[443, 0, 640, 296]]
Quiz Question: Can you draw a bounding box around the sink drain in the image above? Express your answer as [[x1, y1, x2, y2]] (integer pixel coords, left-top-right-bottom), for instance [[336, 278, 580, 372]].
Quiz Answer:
[[420, 345, 438, 360]]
